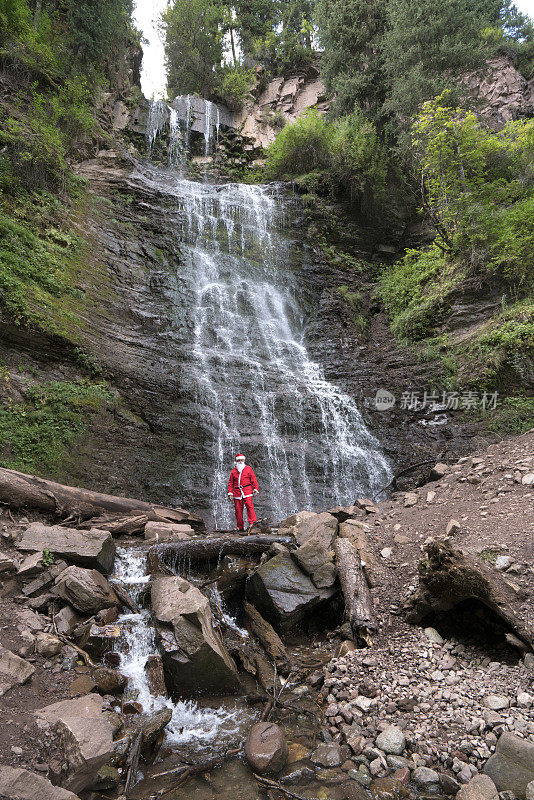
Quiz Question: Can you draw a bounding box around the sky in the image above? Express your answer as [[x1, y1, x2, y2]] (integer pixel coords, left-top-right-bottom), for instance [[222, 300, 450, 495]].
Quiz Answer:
[[133, 0, 169, 99], [133, 0, 534, 101]]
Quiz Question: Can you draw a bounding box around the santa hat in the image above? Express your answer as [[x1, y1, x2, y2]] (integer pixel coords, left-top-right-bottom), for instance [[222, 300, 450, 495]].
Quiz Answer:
[[235, 453, 245, 461]]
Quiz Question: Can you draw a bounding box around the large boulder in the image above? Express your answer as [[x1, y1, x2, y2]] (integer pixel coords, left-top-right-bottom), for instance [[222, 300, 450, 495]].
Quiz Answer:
[[151, 576, 240, 696], [245, 722, 288, 775], [17, 523, 115, 574], [246, 550, 336, 629], [0, 767, 80, 800], [53, 566, 119, 614], [293, 511, 338, 549], [0, 647, 35, 696], [483, 732, 534, 799], [36, 694, 115, 794], [293, 539, 336, 588]]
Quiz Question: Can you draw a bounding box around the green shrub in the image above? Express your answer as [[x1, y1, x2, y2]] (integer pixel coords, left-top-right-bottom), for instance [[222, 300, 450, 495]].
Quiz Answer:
[[219, 66, 254, 111], [329, 109, 388, 208], [265, 110, 332, 178], [378, 244, 454, 339]]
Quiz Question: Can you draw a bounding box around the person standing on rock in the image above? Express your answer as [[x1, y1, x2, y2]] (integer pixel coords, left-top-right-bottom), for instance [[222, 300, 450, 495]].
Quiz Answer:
[[227, 454, 259, 532]]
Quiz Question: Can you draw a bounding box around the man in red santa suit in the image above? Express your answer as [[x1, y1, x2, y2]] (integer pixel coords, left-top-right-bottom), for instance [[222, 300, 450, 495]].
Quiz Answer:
[[227, 454, 259, 531]]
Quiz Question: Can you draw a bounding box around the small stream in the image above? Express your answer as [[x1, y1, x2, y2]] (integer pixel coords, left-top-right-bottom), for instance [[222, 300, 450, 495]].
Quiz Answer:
[[112, 547, 254, 762]]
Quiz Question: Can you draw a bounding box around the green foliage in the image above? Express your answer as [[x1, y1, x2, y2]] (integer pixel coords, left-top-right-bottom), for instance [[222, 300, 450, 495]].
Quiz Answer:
[[316, 0, 533, 140], [329, 109, 388, 208], [42, 548, 55, 566], [315, 0, 388, 118], [412, 97, 534, 286], [164, 0, 225, 98], [484, 395, 534, 434], [381, 0, 492, 132], [265, 110, 331, 177], [0, 194, 85, 334], [219, 66, 254, 110], [378, 244, 454, 339], [0, 379, 115, 476], [265, 108, 390, 214]]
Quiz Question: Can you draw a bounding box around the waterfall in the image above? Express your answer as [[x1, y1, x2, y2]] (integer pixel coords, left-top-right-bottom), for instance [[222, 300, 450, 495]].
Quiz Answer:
[[168, 107, 185, 167], [137, 171, 391, 527], [146, 99, 168, 154], [146, 97, 222, 162], [112, 548, 252, 753]]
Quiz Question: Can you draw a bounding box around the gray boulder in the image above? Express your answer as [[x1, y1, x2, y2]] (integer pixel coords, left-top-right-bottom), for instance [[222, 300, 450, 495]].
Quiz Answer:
[[17, 523, 115, 574], [144, 521, 193, 541], [0, 647, 35, 696], [293, 538, 336, 588], [53, 566, 119, 614], [246, 551, 336, 628], [413, 767, 440, 787], [294, 511, 338, 549], [0, 767, 80, 800], [483, 732, 534, 799], [36, 694, 115, 794], [245, 722, 288, 775], [55, 606, 80, 636], [151, 576, 240, 696]]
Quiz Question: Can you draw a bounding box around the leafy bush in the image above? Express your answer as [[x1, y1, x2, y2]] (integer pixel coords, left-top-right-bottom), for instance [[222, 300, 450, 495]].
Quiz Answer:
[[219, 66, 254, 111], [265, 107, 390, 213], [378, 244, 453, 339], [265, 110, 332, 178]]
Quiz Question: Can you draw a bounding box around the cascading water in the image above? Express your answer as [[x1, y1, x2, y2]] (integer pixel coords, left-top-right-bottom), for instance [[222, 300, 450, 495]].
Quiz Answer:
[[134, 165, 392, 527], [112, 547, 252, 754], [146, 99, 169, 154]]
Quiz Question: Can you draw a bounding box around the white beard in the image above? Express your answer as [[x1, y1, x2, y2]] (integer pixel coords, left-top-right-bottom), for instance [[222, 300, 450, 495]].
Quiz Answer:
[[236, 462, 245, 473]]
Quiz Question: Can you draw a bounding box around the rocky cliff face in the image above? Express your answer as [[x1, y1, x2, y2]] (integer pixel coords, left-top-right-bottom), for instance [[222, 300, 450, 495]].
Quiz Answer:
[[465, 55, 534, 129], [235, 62, 329, 150]]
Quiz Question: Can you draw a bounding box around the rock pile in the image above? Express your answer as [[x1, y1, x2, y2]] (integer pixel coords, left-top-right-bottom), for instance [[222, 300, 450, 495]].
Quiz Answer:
[[320, 623, 534, 792]]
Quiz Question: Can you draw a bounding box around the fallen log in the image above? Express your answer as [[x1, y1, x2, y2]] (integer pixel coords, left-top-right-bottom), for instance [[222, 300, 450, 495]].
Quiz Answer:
[[0, 466, 204, 529], [156, 534, 293, 566], [244, 601, 292, 673], [78, 514, 149, 535], [334, 537, 377, 642], [405, 539, 534, 650]]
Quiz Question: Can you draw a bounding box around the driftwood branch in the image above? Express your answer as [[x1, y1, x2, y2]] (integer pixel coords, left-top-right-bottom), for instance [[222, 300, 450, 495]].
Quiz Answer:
[[156, 534, 292, 565], [125, 731, 143, 796], [334, 537, 377, 642], [0, 466, 203, 529]]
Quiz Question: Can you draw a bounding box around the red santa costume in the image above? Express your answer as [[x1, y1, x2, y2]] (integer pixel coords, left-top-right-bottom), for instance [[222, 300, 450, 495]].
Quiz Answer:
[[227, 454, 259, 531]]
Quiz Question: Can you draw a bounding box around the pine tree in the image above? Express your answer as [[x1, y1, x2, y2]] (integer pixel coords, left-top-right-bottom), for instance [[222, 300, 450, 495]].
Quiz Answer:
[[315, 0, 388, 119]]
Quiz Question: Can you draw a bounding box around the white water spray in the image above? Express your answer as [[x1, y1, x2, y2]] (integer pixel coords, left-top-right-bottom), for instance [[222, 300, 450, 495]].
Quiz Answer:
[[112, 548, 251, 751]]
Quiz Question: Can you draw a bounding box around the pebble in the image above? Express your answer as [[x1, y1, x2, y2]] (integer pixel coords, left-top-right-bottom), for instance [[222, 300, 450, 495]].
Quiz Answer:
[[375, 725, 406, 755], [482, 695, 509, 711]]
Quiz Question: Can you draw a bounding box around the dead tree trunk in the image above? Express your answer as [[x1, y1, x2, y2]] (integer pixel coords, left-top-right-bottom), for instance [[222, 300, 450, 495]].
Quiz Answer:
[[0, 467, 204, 529], [334, 537, 377, 643], [244, 601, 292, 673], [155, 535, 293, 565]]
